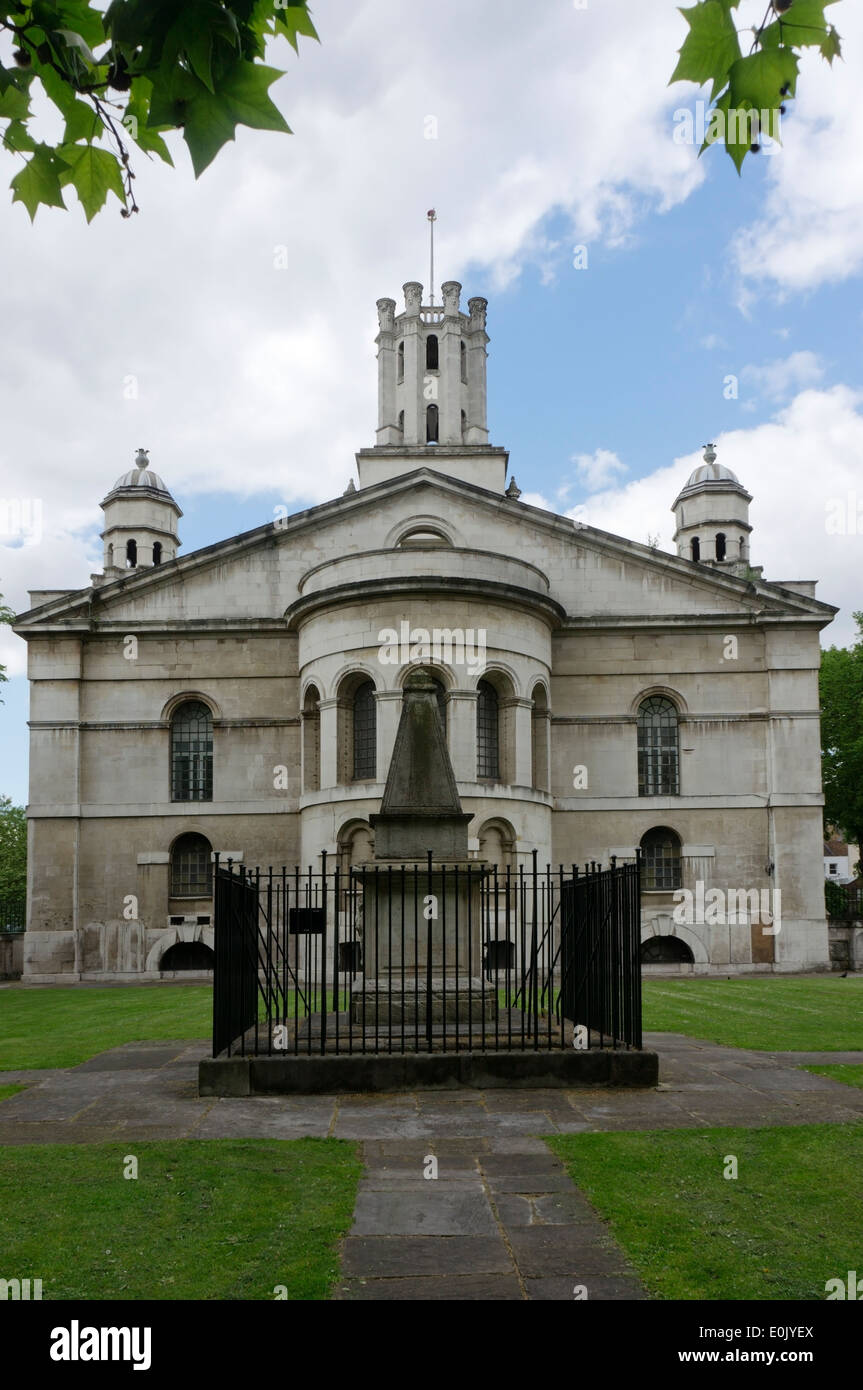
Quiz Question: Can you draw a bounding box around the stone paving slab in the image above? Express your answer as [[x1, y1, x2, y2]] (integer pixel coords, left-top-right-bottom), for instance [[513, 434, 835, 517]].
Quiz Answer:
[[340, 1235, 512, 1277], [352, 1189, 499, 1237]]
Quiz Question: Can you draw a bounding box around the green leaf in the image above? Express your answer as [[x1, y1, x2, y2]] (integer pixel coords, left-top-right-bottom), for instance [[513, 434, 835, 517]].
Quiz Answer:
[[820, 26, 842, 65], [38, 63, 82, 120], [758, 1, 840, 50], [728, 47, 799, 112], [10, 143, 70, 219], [275, 2, 320, 54], [31, 0, 106, 49], [55, 28, 99, 65], [168, 60, 290, 177], [670, 0, 742, 102], [63, 97, 101, 144], [2, 119, 36, 154], [0, 83, 30, 121], [57, 142, 125, 221], [125, 79, 174, 165]]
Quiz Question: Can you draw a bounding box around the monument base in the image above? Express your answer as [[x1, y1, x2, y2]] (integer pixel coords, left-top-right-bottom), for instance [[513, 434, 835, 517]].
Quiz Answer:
[[352, 976, 496, 1024]]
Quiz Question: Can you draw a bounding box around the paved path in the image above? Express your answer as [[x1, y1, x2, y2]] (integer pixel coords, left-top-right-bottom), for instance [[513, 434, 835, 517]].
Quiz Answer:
[[2, 1034, 862, 1300]]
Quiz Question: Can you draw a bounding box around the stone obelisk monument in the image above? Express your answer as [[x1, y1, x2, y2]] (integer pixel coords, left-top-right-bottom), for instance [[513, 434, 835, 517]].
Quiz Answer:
[[353, 669, 492, 1027]]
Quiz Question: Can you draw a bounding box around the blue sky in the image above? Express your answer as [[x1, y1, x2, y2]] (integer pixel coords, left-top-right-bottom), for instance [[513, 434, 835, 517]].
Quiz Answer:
[[1, 0, 862, 807]]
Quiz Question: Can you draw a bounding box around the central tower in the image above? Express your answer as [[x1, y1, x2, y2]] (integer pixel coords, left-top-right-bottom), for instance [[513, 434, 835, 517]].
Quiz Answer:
[[355, 280, 509, 492]]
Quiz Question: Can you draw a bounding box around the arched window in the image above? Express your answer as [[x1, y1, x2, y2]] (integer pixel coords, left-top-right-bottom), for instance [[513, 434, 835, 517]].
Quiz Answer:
[[153, 541, 163, 565], [353, 681, 376, 780], [397, 341, 404, 383], [161, 940, 215, 971], [171, 700, 213, 802], [126, 538, 137, 568], [398, 409, 404, 435], [637, 696, 680, 796], [461, 409, 467, 440], [426, 403, 439, 444], [477, 680, 500, 780], [460, 340, 467, 383], [426, 334, 439, 370], [640, 935, 693, 963], [397, 528, 450, 548], [640, 827, 682, 891], [715, 532, 726, 562], [303, 686, 321, 792], [170, 832, 213, 897], [690, 537, 700, 562]]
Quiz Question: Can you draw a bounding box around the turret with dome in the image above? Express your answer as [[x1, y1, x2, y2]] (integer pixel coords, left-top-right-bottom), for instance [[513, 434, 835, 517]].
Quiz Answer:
[[99, 448, 182, 577], [671, 443, 759, 578]]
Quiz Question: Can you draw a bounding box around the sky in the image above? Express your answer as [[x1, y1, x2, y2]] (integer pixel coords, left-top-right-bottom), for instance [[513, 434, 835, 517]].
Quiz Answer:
[[1, 0, 861, 806]]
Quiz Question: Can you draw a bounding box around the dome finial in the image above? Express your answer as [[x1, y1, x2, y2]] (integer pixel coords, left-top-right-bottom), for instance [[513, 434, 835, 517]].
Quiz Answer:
[[135, 448, 149, 469], [703, 442, 717, 465]]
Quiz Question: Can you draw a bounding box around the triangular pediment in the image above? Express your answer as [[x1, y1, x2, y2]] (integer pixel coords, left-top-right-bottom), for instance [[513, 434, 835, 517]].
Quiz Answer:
[[13, 467, 836, 633]]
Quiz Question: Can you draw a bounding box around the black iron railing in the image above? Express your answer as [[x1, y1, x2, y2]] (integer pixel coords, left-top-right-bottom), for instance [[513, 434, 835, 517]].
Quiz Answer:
[[826, 886, 863, 921], [211, 852, 642, 1059], [0, 900, 25, 934]]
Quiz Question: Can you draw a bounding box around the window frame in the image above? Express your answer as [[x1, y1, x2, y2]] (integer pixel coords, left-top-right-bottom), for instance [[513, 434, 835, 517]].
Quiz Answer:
[[170, 700, 214, 803], [637, 695, 680, 797]]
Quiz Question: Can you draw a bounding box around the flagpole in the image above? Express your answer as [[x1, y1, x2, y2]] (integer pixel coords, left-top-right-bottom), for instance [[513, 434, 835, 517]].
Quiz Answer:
[[427, 208, 436, 306]]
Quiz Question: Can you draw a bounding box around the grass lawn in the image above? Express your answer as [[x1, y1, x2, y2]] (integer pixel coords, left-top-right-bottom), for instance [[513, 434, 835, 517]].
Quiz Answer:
[[548, 1121, 863, 1300], [804, 1064, 863, 1090], [0, 985, 213, 1071], [0, 1083, 25, 1102], [0, 1138, 361, 1300], [642, 976, 863, 1051]]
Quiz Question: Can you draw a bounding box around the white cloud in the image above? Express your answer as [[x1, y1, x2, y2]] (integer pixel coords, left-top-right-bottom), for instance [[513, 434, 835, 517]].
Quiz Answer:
[[566, 383, 863, 649], [732, 1, 863, 295], [571, 448, 628, 491], [741, 350, 824, 403]]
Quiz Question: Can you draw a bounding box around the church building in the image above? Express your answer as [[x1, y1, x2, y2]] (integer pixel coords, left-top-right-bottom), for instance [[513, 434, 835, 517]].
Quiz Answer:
[[15, 277, 836, 980]]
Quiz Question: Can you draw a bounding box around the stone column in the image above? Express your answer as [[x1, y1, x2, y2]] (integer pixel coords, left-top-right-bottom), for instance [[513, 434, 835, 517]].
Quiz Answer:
[[376, 690, 402, 785], [440, 281, 462, 445], [402, 282, 423, 444], [510, 697, 534, 788], [375, 297, 398, 444], [319, 698, 339, 789], [448, 690, 478, 783], [466, 297, 489, 443]]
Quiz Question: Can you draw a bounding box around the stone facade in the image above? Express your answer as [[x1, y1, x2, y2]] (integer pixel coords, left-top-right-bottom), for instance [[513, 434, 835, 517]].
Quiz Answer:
[[14, 280, 836, 980]]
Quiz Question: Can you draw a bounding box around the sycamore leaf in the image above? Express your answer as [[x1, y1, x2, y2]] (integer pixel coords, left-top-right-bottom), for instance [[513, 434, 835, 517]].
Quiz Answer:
[[670, 0, 742, 102], [62, 97, 102, 144], [57, 142, 125, 221], [173, 61, 290, 177], [31, 0, 106, 49], [728, 47, 799, 112], [37, 64, 82, 121], [820, 26, 842, 65], [275, 2, 320, 54], [3, 119, 36, 154], [699, 88, 751, 174], [125, 79, 174, 165], [0, 83, 30, 121], [10, 143, 70, 219]]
